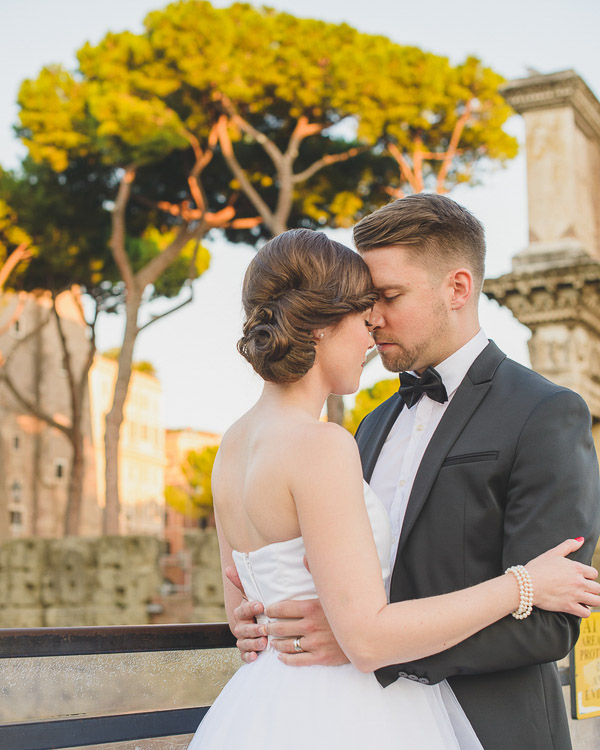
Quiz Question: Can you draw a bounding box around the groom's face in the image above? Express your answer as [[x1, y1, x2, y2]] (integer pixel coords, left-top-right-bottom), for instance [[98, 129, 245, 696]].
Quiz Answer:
[[362, 245, 451, 373]]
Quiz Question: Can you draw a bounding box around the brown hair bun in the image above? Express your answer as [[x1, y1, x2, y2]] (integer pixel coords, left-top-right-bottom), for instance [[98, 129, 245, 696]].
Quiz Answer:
[[238, 229, 376, 384]]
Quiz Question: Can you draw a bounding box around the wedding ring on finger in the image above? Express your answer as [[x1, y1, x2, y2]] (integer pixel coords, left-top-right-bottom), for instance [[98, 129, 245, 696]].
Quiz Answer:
[[293, 637, 304, 653]]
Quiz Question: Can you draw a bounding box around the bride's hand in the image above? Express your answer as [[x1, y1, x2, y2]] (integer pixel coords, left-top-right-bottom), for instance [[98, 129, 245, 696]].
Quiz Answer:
[[524, 538, 600, 617]]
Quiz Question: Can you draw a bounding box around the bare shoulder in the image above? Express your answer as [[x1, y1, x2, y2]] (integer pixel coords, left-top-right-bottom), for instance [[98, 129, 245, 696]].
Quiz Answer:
[[292, 420, 360, 467]]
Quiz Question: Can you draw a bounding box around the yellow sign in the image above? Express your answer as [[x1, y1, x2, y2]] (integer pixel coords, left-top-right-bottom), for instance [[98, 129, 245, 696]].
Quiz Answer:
[[573, 612, 600, 719]]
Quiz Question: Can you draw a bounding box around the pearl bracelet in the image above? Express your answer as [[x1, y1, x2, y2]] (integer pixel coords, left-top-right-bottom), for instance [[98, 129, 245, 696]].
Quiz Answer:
[[505, 565, 534, 620]]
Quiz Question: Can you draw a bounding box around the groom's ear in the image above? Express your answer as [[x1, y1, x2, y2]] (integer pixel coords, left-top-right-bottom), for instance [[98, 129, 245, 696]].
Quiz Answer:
[[448, 268, 474, 311]]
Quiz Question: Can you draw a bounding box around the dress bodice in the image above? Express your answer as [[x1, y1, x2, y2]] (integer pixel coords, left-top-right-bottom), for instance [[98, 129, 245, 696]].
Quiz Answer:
[[193, 483, 484, 750], [232, 481, 392, 612]]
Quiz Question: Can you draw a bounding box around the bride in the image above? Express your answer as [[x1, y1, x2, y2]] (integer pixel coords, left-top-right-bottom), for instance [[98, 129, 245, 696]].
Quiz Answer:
[[188, 228, 599, 749]]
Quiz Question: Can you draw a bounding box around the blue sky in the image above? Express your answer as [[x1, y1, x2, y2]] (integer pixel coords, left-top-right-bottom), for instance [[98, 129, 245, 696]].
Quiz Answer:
[[1, 0, 598, 432]]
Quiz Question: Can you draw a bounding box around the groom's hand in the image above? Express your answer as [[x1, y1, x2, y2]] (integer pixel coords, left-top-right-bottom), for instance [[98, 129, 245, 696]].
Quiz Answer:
[[225, 565, 268, 663], [265, 599, 349, 667]]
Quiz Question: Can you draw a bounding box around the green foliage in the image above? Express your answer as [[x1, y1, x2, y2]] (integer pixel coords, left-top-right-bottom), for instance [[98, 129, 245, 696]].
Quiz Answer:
[[0, 158, 119, 300], [13, 1, 517, 286], [344, 378, 399, 435], [127, 226, 211, 299], [0, 199, 32, 259], [131, 360, 157, 376], [102, 347, 158, 376], [0, 188, 35, 289], [165, 444, 219, 519]]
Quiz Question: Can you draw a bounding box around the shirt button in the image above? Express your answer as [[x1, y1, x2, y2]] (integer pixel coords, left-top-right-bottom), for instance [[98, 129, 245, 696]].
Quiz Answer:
[[399, 479, 406, 487], [418, 677, 430, 684], [408, 674, 419, 681], [398, 671, 408, 678], [416, 424, 424, 432]]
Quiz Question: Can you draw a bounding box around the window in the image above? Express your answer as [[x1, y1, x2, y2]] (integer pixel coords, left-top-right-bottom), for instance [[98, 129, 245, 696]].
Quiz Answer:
[[55, 459, 67, 479], [10, 319, 23, 339], [9, 510, 23, 535], [10, 481, 22, 503]]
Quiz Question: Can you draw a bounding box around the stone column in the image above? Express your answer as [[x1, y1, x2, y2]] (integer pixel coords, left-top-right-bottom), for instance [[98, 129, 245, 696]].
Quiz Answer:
[[485, 71, 600, 426]]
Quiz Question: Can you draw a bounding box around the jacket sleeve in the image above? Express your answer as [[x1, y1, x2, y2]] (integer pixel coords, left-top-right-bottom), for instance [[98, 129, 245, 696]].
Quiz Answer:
[[392, 389, 600, 684]]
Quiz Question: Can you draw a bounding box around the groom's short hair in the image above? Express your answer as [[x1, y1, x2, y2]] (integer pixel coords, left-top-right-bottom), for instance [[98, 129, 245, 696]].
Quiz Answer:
[[353, 194, 486, 290]]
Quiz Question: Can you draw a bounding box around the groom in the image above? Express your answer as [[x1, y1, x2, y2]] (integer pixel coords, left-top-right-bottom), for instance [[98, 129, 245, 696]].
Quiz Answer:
[[230, 194, 600, 749]]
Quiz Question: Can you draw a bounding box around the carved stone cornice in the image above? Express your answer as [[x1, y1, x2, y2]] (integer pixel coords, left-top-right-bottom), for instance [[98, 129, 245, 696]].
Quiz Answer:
[[501, 70, 600, 142], [484, 260, 600, 336]]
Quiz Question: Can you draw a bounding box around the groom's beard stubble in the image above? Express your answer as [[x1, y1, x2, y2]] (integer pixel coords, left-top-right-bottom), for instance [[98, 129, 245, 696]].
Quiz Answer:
[[376, 340, 420, 373], [375, 305, 450, 373]]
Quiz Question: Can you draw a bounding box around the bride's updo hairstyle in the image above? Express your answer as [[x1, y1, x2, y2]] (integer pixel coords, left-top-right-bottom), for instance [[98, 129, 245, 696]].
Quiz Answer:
[[238, 228, 377, 384]]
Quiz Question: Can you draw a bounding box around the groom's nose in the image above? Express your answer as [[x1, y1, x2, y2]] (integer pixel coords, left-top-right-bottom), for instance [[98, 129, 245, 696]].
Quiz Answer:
[[368, 304, 385, 330]]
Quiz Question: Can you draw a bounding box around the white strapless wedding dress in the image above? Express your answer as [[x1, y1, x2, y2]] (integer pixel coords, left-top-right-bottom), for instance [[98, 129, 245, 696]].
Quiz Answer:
[[188, 482, 483, 749]]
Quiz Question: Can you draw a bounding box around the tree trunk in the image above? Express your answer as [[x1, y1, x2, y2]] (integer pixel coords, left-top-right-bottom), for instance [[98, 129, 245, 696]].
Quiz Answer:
[[0, 419, 7, 539], [103, 291, 141, 534], [31, 306, 43, 536], [64, 425, 84, 535], [326, 394, 345, 426]]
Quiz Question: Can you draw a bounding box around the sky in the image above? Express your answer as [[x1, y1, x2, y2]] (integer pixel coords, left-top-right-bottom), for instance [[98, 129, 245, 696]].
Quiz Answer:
[[1, 0, 599, 433]]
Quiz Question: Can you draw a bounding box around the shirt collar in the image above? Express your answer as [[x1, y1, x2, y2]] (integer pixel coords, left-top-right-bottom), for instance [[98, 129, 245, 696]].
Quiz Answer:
[[433, 329, 489, 398]]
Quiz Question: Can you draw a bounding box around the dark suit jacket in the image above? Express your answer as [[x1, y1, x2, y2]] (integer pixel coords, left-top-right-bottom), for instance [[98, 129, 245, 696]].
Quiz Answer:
[[355, 341, 600, 750]]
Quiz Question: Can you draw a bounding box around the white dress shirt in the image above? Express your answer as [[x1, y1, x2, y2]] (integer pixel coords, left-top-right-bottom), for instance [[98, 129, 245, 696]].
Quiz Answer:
[[369, 329, 489, 577]]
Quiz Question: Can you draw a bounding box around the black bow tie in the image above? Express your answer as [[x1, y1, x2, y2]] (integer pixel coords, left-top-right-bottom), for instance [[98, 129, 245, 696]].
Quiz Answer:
[[398, 366, 448, 409]]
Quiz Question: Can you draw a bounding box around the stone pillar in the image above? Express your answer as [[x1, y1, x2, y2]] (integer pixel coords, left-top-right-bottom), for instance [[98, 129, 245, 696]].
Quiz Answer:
[[485, 71, 600, 422]]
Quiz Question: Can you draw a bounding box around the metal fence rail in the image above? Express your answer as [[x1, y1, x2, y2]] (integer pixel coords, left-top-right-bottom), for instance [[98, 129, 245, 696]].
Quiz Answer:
[[0, 624, 575, 750], [0, 623, 236, 750]]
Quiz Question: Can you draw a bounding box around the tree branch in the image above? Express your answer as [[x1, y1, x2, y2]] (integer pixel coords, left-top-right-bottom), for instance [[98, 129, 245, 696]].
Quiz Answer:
[[285, 116, 325, 163], [230, 216, 263, 229], [436, 100, 473, 193], [138, 280, 195, 333], [51, 291, 78, 405], [387, 143, 420, 194], [0, 291, 27, 335], [384, 186, 406, 200], [292, 144, 369, 184], [182, 123, 219, 213], [0, 308, 72, 437], [0, 243, 32, 291], [138, 238, 202, 333], [110, 165, 137, 289], [0, 369, 72, 437], [216, 115, 275, 228], [135, 221, 207, 290], [1, 305, 52, 363], [217, 95, 284, 168], [76, 300, 99, 415], [412, 137, 425, 193]]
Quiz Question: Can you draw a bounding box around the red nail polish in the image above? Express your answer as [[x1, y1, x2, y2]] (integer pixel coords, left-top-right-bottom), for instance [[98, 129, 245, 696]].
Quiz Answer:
[[575, 537, 584, 542]]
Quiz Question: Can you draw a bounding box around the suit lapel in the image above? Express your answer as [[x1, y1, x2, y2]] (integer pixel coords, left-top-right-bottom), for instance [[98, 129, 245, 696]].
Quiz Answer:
[[395, 341, 506, 555], [357, 393, 404, 482]]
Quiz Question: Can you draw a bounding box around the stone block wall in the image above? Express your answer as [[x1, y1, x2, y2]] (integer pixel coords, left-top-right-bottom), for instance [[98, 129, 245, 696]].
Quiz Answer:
[[0, 536, 163, 627], [184, 529, 226, 623]]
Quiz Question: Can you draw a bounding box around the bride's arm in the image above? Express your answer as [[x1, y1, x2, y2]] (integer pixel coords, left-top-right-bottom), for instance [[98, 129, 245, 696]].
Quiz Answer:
[[291, 422, 599, 673]]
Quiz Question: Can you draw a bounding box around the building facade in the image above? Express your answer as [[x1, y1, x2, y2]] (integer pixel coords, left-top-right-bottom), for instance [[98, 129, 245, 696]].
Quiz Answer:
[[164, 429, 221, 555], [0, 290, 100, 539], [89, 357, 166, 538], [0, 289, 167, 539]]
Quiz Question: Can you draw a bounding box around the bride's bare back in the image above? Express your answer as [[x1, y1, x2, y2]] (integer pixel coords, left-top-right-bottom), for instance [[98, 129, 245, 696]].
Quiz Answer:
[[212, 401, 312, 553]]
